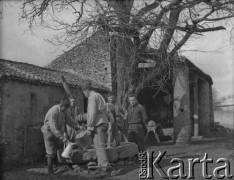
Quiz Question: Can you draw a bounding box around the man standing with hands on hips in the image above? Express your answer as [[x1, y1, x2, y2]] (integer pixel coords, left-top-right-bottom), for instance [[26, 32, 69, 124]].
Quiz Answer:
[[41, 97, 81, 174], [82, 82, 111, 173]]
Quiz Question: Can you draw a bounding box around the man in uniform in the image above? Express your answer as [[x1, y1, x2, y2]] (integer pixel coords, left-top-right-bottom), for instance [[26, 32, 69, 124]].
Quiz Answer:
[[127, 94, 148, 152], [41, 97, 80, 174], [82, 82, 111, 173], [66, 97, 80, 142], [106, 93, 128, 146]]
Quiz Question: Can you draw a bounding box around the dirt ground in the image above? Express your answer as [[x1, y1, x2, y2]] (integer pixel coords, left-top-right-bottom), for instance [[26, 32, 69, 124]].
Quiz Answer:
[[1, 132, 234, 180]]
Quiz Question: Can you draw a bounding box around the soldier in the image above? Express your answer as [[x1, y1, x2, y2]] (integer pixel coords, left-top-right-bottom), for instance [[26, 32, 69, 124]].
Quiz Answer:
[[127, 94, 148, 152], [106, 93, 128, 147], [66, 97, 80, 142], [82, 82, 112, 173], [41, 97, 80, 174]]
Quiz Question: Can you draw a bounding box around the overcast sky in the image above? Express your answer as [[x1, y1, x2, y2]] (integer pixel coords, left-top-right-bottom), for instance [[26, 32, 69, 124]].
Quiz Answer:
[[0, 1, 233, 98]]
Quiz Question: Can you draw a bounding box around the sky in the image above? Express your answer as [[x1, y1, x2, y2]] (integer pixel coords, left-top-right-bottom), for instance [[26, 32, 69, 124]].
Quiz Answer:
[[0, 1, 233, 99]]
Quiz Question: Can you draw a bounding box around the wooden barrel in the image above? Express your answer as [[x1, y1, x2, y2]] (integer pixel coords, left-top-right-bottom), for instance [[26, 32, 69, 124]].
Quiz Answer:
[[75, 130, 92, 150], [78, 113, 87, 121], [75, 113, 87, 124]]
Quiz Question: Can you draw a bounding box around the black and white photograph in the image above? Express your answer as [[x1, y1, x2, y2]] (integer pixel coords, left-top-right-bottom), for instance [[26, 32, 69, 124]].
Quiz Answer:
[[0, 0, 234, 179]]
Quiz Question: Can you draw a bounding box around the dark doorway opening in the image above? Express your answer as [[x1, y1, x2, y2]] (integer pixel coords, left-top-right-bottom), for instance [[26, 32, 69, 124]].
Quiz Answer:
[[137, 83, 173, 129]]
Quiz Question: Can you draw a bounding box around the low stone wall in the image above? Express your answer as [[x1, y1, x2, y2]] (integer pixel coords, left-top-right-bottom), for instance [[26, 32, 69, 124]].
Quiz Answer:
[[59, 142, 138, 164]]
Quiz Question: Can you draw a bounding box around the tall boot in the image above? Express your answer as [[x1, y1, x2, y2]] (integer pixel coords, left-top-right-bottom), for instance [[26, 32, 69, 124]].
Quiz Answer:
[[53, 156, 58, 172], [47, 157, 54, 174]]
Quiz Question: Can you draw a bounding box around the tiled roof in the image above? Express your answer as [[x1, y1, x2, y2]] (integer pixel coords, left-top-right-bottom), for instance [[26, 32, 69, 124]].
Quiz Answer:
[[0, 59, 110, 92]]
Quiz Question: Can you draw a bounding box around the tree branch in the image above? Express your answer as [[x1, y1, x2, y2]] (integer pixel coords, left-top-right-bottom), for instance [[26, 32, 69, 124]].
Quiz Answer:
[[193, 6, 215, 23], [132, 0, 161, 25], [104, 0, 134, 24], [170, 31, 193, 56], [176, 25, 226, 32], [194, 26, 226, 32], [158, 6, 181, 55], [139, 0, 182, 52], [206, 15, 234, 21]]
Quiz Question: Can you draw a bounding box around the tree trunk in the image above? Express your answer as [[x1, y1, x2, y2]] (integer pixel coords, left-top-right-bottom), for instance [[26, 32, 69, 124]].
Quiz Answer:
[[110, 36, 192, 144], [110, 35, 136, 108]]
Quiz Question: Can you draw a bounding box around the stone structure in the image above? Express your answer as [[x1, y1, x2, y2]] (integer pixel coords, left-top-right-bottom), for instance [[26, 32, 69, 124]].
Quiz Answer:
[[0, 59, 109, 165], [59, 142, 138, 164], [173, 64, 191, 144], [173, 59, 214, 144], [47, 31, 112, 89], [187, 60, 214, 140], [47, 32, 214, 144]]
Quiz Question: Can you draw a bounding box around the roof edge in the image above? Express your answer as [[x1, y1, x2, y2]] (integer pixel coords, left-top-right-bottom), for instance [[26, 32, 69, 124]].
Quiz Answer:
[[0, 59, 110, 92], [184, 58, 213, 84]]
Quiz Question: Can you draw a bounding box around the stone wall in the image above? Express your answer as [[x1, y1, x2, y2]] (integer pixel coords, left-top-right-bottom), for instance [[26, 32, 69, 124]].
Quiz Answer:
[[47, 32, 113, 90], [209, 84, 215, 132], [198, 79, 211, 136], [1, 80, 84, 164], [173, 65, 191, 144]]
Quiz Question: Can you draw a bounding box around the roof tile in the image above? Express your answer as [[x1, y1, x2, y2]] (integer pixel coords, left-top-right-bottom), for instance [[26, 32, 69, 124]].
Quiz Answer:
[[0, 59, 110, 92]]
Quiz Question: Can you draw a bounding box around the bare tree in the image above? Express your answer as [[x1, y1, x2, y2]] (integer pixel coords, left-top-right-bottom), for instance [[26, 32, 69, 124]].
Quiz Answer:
[[21, 0, 234, 142]]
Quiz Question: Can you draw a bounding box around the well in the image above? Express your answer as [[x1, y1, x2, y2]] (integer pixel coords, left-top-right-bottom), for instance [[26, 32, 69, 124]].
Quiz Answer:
[[59, 142, 138, 164]]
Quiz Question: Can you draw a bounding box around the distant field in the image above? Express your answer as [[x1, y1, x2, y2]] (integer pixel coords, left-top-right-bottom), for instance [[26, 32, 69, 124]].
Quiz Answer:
[[214, 111, 234, 129]]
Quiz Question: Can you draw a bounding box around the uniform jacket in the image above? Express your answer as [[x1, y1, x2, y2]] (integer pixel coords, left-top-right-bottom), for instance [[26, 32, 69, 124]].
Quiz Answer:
[[127, 103, 148, 125], [41, 104, 78, 139], [86, 91, 109, 131]]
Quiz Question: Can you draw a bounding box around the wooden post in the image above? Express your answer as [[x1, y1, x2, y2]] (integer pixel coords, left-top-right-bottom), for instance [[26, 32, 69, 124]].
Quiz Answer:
[[60, 75, 73, 98], [193, 76, 199, 137]]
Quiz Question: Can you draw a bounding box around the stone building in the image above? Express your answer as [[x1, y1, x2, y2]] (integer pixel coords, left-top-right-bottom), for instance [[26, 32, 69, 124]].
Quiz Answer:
[[172, 58, 214, 143], [48, 32, 214, 144], [47, 31, 112, 89], [0, 59, 109, 165]]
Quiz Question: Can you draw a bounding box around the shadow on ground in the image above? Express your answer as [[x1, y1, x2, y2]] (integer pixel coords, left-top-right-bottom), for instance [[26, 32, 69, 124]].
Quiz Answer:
[[12, 162, 141, 180]]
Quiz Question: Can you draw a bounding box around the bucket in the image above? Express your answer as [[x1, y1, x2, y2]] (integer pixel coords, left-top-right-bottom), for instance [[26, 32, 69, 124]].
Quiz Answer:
[[76, 113, 87, 123], [75, 130, 92, 150], [61, 142, 76, 159]]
